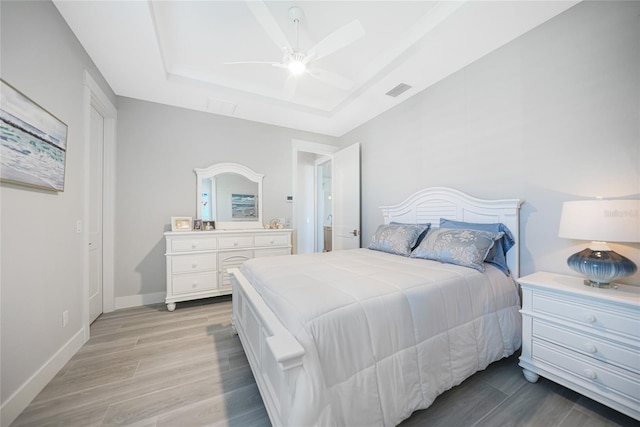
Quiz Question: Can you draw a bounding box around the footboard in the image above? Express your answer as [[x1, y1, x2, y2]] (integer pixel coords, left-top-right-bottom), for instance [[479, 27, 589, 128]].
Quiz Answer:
[[229, 268, 305, 427]]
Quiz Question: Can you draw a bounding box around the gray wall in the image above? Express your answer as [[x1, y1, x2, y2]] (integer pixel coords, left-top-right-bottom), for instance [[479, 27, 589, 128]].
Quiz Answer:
[[115, 98, 337, 300], [340, 1, 640, 284], [0, 0, 116, 419]]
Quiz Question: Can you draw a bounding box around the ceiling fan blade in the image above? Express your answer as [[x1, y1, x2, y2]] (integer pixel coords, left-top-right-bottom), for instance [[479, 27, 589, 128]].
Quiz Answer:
[[246, 1, 291, 51], [307, 20, 365, 61], [224, 61, 280, 66], [308, 68, 354, 91]]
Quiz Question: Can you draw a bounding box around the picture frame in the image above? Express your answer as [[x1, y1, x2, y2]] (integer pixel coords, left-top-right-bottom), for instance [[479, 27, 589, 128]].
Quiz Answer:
[[193, 219, 202, 231], [171, 216, 193, 232], [202, 220, 215, 231], [0, 79, 68, 192]]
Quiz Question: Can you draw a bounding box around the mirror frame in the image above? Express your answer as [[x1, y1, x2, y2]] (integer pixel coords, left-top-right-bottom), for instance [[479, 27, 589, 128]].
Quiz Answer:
[[195, 162, 264, 230]]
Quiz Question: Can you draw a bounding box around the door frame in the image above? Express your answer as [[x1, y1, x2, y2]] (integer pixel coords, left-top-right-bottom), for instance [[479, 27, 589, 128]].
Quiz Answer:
[[82, 71, 117, 341], [291, 140, 339, 254]]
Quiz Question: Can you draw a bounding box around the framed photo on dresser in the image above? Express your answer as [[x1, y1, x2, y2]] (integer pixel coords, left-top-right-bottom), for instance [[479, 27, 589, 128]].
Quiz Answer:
[[171, 216, 192, 232]]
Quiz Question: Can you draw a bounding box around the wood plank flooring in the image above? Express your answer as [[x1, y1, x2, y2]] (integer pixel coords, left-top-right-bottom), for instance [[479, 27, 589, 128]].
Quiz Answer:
[[12, 296, 639, 427]]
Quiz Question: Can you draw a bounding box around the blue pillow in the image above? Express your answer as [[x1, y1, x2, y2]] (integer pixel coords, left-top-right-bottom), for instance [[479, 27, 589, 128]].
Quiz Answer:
[[439, 218, 515, 276], [390, 222, 431, 250]]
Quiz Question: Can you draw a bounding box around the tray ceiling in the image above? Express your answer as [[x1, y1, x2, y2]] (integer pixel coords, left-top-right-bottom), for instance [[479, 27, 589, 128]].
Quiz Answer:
[[53, 1, 579, 136]]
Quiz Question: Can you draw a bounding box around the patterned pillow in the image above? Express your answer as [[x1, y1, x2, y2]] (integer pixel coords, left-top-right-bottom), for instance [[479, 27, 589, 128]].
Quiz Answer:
[[390, 222, 431, 250], [368, 223, 431, 257], [439, 218, 515, 276], [410, 227, 504, 272]]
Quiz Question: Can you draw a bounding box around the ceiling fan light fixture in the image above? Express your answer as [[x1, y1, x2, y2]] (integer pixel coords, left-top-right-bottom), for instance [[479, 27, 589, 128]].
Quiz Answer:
[[288, 60, 306, 76], [288, 50, 306, 75]]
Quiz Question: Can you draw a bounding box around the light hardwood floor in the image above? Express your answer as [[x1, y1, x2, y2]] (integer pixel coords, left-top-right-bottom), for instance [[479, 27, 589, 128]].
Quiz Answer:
[[12, 296, 639, 427]]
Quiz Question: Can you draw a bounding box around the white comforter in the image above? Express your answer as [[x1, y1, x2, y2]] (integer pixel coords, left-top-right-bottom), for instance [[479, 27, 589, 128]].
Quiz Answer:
[[240, 248, 522, 426]]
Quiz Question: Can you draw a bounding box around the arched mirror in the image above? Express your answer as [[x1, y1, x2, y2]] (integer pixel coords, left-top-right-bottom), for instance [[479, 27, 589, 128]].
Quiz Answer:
[[195, 163, 264, 230]]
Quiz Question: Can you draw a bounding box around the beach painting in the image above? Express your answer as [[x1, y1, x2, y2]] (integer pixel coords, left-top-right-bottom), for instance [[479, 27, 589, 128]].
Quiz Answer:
[[0, 80, 68, 191], [231, 194, 257, 220]]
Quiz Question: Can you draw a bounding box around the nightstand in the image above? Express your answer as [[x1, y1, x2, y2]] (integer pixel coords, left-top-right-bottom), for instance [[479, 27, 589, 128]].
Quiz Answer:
[[518, 272, 640, 420]]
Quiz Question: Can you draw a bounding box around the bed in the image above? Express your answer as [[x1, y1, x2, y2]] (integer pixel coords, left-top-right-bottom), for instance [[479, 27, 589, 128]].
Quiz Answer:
[[229, 187, 524, 426]]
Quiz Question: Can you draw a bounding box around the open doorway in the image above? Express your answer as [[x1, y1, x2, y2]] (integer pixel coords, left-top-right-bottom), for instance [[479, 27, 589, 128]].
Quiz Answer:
[[292, 140, 339, 254], [292, 140, 360, 254], [317, 158, 332, 252]]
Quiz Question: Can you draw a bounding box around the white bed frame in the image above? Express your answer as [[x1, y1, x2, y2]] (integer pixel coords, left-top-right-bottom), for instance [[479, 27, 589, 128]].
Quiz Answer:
[[229, 187, 524, 426]]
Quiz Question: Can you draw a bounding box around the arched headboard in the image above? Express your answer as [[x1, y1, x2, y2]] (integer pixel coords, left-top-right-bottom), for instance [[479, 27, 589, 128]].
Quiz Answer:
[[380, 187, 524, 277]]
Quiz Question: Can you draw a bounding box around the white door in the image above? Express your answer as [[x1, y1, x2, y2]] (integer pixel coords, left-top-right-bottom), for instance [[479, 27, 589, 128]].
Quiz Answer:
[[332, 143, 360, 250], [88, 105, 104, 323]]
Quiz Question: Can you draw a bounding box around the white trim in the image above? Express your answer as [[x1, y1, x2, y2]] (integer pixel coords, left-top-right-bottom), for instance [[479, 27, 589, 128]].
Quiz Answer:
[[0, 329, 85, 427], [115, 292, 166, 310], [82, 71, 117, 344]]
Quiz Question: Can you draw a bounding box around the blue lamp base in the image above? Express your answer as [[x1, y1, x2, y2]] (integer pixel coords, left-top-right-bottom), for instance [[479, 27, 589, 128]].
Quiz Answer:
[[567, 248, 637, 288]]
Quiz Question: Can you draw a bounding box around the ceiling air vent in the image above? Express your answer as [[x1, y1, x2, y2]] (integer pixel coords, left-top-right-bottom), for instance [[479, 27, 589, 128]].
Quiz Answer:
[[385, 83, 412, 98]]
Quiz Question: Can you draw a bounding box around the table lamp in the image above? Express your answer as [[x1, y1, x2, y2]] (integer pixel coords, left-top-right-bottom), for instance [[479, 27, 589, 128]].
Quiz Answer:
[[558, 199, 639, 288]]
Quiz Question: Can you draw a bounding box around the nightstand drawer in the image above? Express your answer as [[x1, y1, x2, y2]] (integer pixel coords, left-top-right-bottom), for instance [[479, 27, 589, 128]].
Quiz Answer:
[[255, 233, 290, 247], [218, 235, 254, 249], [532, 293, 639, 339], [172, 272, 217, 295], [533, 320, 639, 374], [171, 254, 216, 274], [533, 340, 640, 402]]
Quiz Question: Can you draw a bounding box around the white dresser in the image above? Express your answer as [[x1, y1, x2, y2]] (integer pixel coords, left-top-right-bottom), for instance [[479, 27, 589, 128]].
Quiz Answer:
[[518, 272, 640, 420], [164, 229, 292, 311]]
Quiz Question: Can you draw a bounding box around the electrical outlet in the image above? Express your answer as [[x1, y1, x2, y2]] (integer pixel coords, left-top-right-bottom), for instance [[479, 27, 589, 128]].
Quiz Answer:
[[62, 310, 69, 327], [75, 220, 82, 234]]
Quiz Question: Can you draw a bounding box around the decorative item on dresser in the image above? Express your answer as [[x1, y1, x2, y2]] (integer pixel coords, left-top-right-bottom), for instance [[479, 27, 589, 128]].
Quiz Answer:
[[519, 271, 640, 420], [558, 199, 639, 288], [164, 228, 292, 311]]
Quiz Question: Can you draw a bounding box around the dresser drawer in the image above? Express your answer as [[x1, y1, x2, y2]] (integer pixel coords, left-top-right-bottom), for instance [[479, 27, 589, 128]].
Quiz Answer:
[[255, 233, 290, 247], [533, 340, 640, 402], [172, 272, 217, 295], [531, 293, 639, 339], [218, 235, 254, 249], [533, 320, 639, 374], [172, 237, 217, 252], [171, 253, 216, 274]]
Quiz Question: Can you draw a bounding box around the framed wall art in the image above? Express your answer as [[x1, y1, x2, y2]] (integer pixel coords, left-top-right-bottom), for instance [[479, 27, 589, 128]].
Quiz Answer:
[[0, 79, 68, 191]]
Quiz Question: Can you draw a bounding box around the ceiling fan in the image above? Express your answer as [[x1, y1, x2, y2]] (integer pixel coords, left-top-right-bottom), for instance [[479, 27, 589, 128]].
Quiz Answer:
[[226, 2, 365, 96]]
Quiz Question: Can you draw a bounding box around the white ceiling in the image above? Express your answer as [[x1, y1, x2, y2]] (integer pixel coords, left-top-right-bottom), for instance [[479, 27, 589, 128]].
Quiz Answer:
[[53, 0, 579, 137]]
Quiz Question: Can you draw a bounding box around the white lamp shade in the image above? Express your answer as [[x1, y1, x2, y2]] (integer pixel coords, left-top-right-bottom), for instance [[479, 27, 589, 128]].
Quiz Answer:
[[558, 200, 640, 243]]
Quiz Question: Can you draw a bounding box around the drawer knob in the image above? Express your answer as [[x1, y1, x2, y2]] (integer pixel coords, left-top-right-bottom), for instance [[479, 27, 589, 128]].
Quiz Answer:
[[234, 242, 238, 247], [583, 314, 597, 323], [192, 263, 198, 268], [192, 243, 198, 249], [582, 369, 597, 380], [270, 240, 275, 244], [192, 281, 198, 288], [583, 343, 597, 353]]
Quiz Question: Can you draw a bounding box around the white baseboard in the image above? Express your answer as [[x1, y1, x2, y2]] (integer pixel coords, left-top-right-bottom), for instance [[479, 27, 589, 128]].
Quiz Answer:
[[1, 328, 85, 427], [115, 291, 165, 310]]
